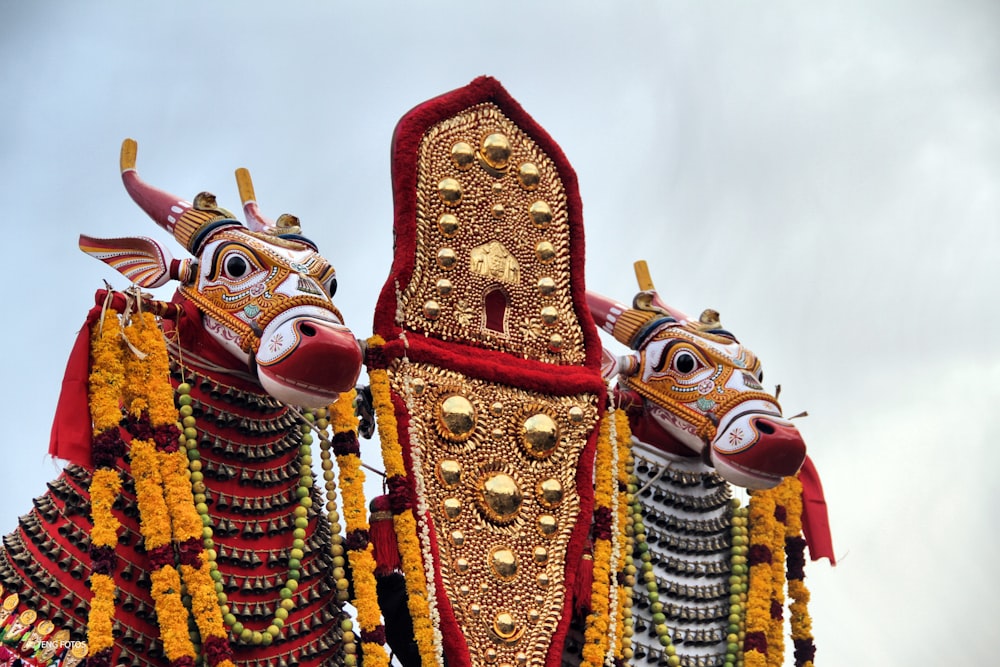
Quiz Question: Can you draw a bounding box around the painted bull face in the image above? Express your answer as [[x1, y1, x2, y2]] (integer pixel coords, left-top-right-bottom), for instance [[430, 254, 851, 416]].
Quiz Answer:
[[80, 139, 362, 408], [588, 287, 806, 489]]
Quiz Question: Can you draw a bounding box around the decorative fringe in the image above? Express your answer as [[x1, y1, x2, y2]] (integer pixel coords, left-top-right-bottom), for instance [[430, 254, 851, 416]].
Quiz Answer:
[[369, 495, 401, 576], [572, 552, 594, 618]]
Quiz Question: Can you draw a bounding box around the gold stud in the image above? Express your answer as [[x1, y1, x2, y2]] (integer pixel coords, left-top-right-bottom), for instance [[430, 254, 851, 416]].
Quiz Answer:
[[438, 178, 462, 206], [439, 394, 475, 440], [518, 163, 540, 190], [522, 413, 559, 459], [451, 530, 465, 546], [438, 213, 460, 237], [547, 334, 564, 353], [540, 306, 558, 326], [423, 300, 441, 320], [492, 204, 505, 218], [437, 248, 458, 269], [411, 378, 426, 395], [533, 547, 548, 564], [568, 406, 584, 423], [481, 133, 512, 170], [490, 548, 518, 581], [451, 142, 475, 170], [443, 497, 462, 520], [491, 401, 504, 416], [469, 603, 481, 617], [537, 276, 556, 296], [493, 612, 518, 640], [436, 278, 453, 296], [455, 557, 470, 573], [537, 572, 550, 587], [485, 649, 498, 663], [536, 478, 564, 508], [537, 514, 558, 537], [529, 201, 552, 227], [437, 460, 462, 488], [479, 473, 523, 524], [535, 241, 555, 263]]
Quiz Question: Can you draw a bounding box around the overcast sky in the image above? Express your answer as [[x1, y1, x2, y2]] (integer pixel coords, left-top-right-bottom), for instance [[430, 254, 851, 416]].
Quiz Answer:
[[1, 2, 998, 665]]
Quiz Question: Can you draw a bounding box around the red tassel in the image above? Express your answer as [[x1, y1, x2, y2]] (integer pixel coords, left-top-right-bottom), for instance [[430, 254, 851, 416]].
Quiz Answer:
[[369, 495, 401, 576], [572, 551, 594, 617]]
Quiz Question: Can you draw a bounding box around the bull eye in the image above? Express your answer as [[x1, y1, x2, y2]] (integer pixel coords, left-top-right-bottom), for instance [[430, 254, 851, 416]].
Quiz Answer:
[[326, 276, 338, 297], [756, 369, 764, 383], [224, 255, 250, 279], [673, 351, 697, 375]]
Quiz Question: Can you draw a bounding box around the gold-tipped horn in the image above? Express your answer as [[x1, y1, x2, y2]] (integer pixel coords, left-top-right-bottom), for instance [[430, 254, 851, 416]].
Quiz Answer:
[[634, 259, 655, 291], [120, 137, 138, 172]]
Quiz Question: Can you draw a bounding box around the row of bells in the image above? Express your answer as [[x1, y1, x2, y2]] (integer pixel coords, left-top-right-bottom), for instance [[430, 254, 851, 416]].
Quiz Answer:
[[639, 506, 735, 536], [639, 482, 732, 513], [643, 527, 731, 555], [170, 363, 287, 412], [189, 396, 300, 434], [205, 432, 303, 461]]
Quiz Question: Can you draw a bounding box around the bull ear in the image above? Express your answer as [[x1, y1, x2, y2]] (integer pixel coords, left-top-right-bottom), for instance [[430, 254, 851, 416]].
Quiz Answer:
[[79, 234, 194, 287], [600, 348, 639, 381]]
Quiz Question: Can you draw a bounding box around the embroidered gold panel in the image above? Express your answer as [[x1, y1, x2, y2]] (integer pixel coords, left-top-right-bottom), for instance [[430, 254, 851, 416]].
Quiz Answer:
[[389, 362, 598, 667], [400, 102, 586, 366]]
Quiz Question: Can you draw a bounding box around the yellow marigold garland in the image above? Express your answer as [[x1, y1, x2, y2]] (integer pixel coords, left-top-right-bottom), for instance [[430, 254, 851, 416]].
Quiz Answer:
[[367, 336, 439, 667], [86, 309, 126, 658], [613, 409, 634, 663], [580, 411, 615, 667], [122, 310, 234, 667], [781, 474, 815, 667], [329, 392, 390, 667]]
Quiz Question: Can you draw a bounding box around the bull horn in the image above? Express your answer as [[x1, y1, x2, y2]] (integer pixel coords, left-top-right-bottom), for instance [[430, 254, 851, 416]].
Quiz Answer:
[[120, 138, 239, 254], [633, 260, 691, 322], [586, 290, 675, 350], [235, 167, 276, 233]]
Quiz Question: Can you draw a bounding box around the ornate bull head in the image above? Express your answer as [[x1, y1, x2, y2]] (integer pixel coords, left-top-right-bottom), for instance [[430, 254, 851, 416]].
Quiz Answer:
[[588, 263, 806, 489], [79, 139, 363, 408]]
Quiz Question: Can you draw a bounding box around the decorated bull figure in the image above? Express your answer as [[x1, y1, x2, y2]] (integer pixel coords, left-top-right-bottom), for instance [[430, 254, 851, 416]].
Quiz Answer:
[[587, 263, 806, 490], [0, 140, 365, 667], [579, 263, 830, 667]]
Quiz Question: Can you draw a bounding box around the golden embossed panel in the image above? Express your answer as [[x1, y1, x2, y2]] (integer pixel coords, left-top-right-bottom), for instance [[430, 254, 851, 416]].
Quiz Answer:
[[402, 103, 585, 364], [390, 361, 599, 667]]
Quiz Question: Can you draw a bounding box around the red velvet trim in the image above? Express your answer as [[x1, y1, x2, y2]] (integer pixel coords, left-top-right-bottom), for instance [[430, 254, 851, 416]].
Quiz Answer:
[[380, 335, 605, 397], [546, 419, 599, 667], [798, 455, 836, 564]]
